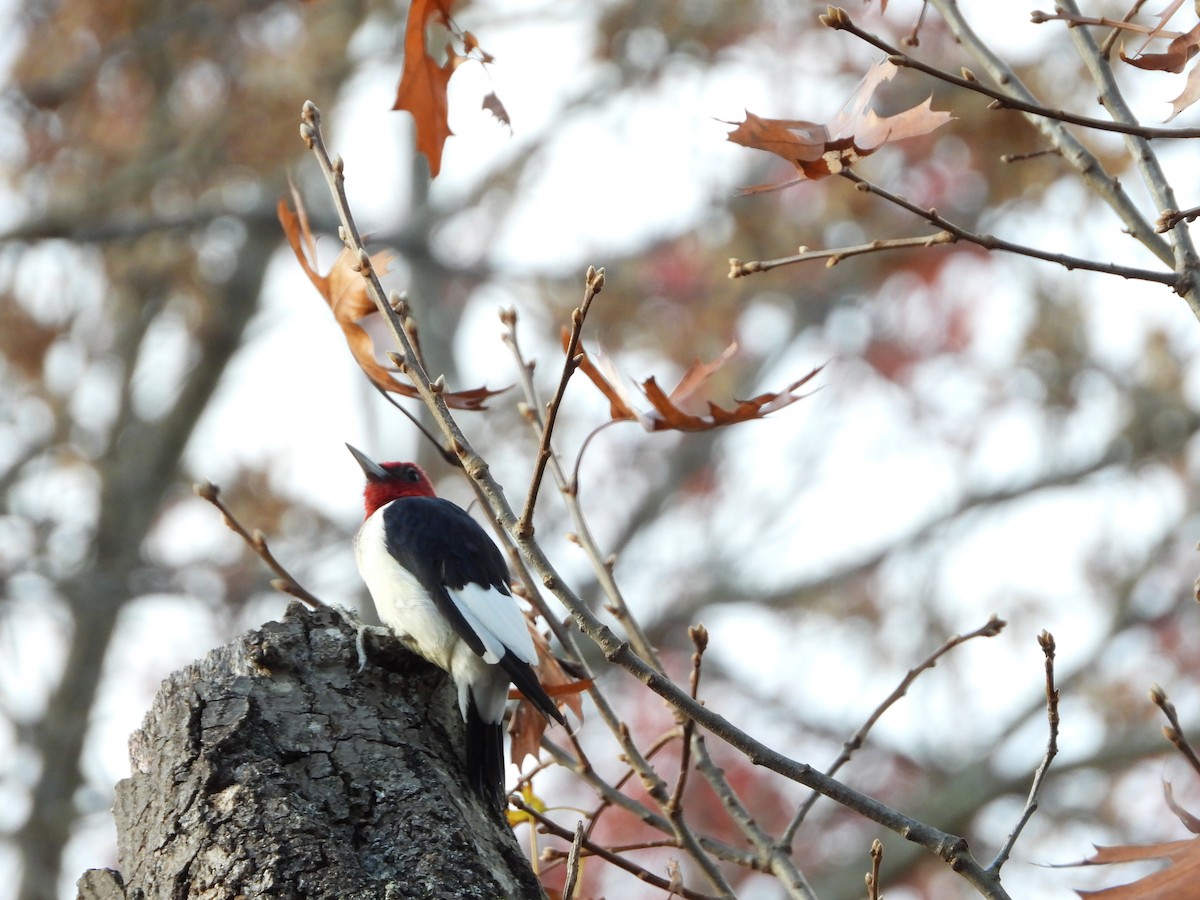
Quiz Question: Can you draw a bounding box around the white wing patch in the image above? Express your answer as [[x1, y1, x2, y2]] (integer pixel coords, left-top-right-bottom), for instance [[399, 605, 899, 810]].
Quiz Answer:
[[448, 582, 538, 665]]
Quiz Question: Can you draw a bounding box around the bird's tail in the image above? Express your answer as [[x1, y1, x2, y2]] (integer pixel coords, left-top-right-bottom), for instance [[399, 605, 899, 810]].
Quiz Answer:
[[466, 701, 506, 813], [500, 652, 566, 726]]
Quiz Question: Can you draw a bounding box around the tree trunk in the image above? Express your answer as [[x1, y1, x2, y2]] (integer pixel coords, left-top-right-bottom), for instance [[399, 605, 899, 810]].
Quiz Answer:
[[76, 604, 545, 900]]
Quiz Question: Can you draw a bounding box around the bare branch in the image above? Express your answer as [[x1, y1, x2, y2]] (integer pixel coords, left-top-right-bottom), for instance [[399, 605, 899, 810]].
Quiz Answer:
[[918, 0, 1175, 267], [668, 625, 707, 814], [517, 265, 604, 539], [1159, 205, 1200, 233], [1030, 8, 1178, 38], [1099, 0, 1153, 58], [867, 839, 884, 900], [689, 735, 820, 899], [538, 736, 763, 870], [561, 820, 585, 900], [988, 631, 1060, 873], [784, 615, 1007, 845], [1151, 683, 1200, 777], [840, 171, 1180, 288], [510, 796, 725, 900], [1053, 0, 1200, 314], [193, 481, 326, 609], [824, 7, 1200, 140], [502, 310, 665, 670], [730, 232, 954, 279]]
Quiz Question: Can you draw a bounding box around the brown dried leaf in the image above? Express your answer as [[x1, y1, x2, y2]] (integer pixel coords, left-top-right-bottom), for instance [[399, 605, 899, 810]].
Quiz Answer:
[[1072, 839, 1200, 897], [669, 341, 739, 405], [1167, 59, 1200, 120], [277, 191, 506, 409], [567, 331, 823, 432], [726, 59, 952, 190], [392, 0, 461, 178], [1121, 22, 1200, 73], [1165, 781, 1200, 834], [481, 91, 511, 130], [1070, 784, 1200, 897]]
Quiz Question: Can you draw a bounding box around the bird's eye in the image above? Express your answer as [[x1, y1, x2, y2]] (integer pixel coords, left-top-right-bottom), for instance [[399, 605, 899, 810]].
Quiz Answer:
[[403, 467, 421, 482]]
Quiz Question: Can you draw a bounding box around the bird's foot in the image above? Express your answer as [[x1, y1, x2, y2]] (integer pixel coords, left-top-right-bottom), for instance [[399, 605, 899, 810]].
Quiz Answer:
[[328, 605, 387, 673]]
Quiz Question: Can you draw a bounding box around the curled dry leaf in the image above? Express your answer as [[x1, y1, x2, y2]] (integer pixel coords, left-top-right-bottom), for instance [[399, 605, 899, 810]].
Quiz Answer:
[[567, 330, 823, 432], [1121, 22, 1200, 74], [726, 59, 952, 192], [392, 2, 504, 176], [277, 186, 505, 409]]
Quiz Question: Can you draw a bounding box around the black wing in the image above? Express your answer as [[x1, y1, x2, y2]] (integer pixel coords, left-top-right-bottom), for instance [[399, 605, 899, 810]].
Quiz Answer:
[[381, 496, 511, 658], [383, 496, 565, 726]]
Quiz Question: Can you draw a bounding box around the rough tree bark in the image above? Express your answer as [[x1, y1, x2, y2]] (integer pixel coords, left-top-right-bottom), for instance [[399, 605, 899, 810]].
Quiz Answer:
[[76, 603, 545, 900]]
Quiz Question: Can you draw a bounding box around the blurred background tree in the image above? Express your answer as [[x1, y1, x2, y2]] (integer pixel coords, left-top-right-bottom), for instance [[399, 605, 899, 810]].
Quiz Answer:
[[3, 1, 1200, 898]]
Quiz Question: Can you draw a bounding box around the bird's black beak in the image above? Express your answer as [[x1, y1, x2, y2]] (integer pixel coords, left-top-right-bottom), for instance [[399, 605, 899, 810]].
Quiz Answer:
[[346, 443, 392, 481]]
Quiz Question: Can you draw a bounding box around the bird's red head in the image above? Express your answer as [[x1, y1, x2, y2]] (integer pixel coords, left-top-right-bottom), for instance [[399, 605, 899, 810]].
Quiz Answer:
[[346, 444, 437, 517]]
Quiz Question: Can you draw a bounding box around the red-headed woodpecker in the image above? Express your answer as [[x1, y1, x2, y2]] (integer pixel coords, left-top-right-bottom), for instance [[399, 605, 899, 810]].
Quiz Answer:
[[346, 444, 564, 812]]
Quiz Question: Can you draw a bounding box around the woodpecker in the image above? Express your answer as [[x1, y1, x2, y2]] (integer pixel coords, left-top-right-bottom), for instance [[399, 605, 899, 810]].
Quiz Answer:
[[346, 444, 564, 812]]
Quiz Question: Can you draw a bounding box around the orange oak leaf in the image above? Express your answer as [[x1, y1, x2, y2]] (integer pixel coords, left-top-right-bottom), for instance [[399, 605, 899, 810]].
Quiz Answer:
[[393, 0, 462, 178], [277, 188, 505, 409], [567, 332, 823, 432], [726, 59, 952, 192]]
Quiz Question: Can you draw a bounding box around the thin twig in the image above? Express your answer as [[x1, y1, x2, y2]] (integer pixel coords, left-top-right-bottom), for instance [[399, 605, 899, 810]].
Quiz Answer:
[[1000, 148, 1061, 164], [1031, 9, 1176, 38], [1097, 0, 1153, 58], [1054, 0, 1200, 315], [1158, 206, 1200, 233], [902, 0, 929, 48], [988, 631, 1060, 873], [866, 839, 884, 900], [917, 1, 1175, 267], [840, 171, 1180, 289], [517, 266, 604, 539], [1151, 683, 1200, 777], [537, 736, 762, 870], [561, 820, 585, 900], [730, 231, 954, 278], [193, 481, 326, 608], [784, 615, 1006, 845], [371, 378, 456, 465], [668, 625, 707, 813], [822, 7, 1200, 140], [510, 797, 724, 900], [502, 310, 665, 670], [504, 310, 730, 888], [579, 727, 680, 843], [690, 735, 819, 899], [620, 723, 737, 897]]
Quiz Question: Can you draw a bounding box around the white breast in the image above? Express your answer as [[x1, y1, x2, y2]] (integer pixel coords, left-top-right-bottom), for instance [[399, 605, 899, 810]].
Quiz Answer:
[[354, 506, 458, 671]]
